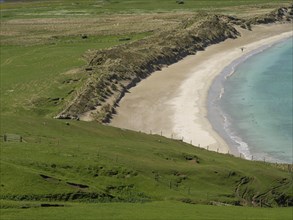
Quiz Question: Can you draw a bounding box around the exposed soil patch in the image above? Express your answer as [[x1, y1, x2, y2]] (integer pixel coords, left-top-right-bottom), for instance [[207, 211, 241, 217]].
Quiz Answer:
[[39, 174, 61, 183], [66, 182, 89, 189], [62, 68, 81, 75], [40, 203, 65, 207]]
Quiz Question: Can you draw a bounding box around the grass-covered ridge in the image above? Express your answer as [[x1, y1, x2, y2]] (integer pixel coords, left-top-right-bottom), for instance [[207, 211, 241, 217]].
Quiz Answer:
[[56, 13, 241, 121], [1, 0, 293, 219], [56, 6, 293, 122]]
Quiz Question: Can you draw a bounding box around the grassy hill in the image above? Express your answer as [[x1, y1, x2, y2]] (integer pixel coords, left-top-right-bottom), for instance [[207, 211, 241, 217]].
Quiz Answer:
[[0, 0, 292, 219], [1, 116, 292, 219]]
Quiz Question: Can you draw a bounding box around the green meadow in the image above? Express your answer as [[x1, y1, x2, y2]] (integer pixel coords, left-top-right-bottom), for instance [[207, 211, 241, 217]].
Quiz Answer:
[[0, 0, 291, 18], [0, 0, 292, 219], [2, 201, 292, 220], [0, 32, 151, 117]]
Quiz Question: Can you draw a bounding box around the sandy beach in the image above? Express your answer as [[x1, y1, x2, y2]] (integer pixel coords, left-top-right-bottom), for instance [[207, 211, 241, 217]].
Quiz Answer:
[[110, 23, 293, 155]]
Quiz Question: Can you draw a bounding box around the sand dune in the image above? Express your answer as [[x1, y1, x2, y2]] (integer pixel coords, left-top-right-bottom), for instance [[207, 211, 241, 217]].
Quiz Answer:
[[110, 23, 293, 155]]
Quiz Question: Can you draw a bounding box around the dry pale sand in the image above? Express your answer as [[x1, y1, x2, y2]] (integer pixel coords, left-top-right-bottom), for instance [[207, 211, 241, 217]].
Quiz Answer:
[[110, 23, 293, 154]]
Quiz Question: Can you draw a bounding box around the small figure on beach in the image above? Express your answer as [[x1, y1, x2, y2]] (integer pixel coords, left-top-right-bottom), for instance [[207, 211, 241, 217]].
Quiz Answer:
[[240, 47, 245, 52]]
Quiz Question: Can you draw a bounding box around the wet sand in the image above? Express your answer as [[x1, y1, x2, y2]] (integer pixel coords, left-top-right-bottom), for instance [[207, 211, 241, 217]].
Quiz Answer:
[[110, 23, 293, 154]]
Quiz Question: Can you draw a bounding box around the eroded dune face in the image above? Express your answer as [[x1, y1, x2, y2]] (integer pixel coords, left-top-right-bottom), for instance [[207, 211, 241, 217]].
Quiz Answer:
[[110, 24, 293, 156]]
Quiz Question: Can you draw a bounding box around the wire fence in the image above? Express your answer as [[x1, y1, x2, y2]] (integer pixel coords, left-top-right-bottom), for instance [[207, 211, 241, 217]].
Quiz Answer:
[[146, 129, 293, 168], [2, 130, 292, 172]]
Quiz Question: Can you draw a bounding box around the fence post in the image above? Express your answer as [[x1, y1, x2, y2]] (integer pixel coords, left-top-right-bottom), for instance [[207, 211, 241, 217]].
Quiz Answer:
[[160, 131, 162, 136], [4, 134, 7, 142], [20, 136, 22, 142]]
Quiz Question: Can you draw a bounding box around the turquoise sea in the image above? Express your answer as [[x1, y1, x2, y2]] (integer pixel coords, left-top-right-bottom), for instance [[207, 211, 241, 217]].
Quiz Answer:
[[208, 37, 293, 163]]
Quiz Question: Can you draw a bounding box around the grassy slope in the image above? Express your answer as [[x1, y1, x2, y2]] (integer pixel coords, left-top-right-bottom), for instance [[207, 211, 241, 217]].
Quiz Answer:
[[1, 115, 292, 219], [0, 0, 292, 219], [0, 33, 151, 117], [1, 201, 292, 220]]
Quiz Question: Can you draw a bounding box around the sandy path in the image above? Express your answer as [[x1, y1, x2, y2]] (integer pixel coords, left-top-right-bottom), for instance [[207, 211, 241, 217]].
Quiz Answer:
[[110, 23, 293, 154]]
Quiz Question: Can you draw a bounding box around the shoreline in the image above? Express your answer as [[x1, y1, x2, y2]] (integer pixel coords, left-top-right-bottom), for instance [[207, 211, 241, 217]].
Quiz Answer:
[[207, 36, 293, 162], [110, 23, 293, 157]]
